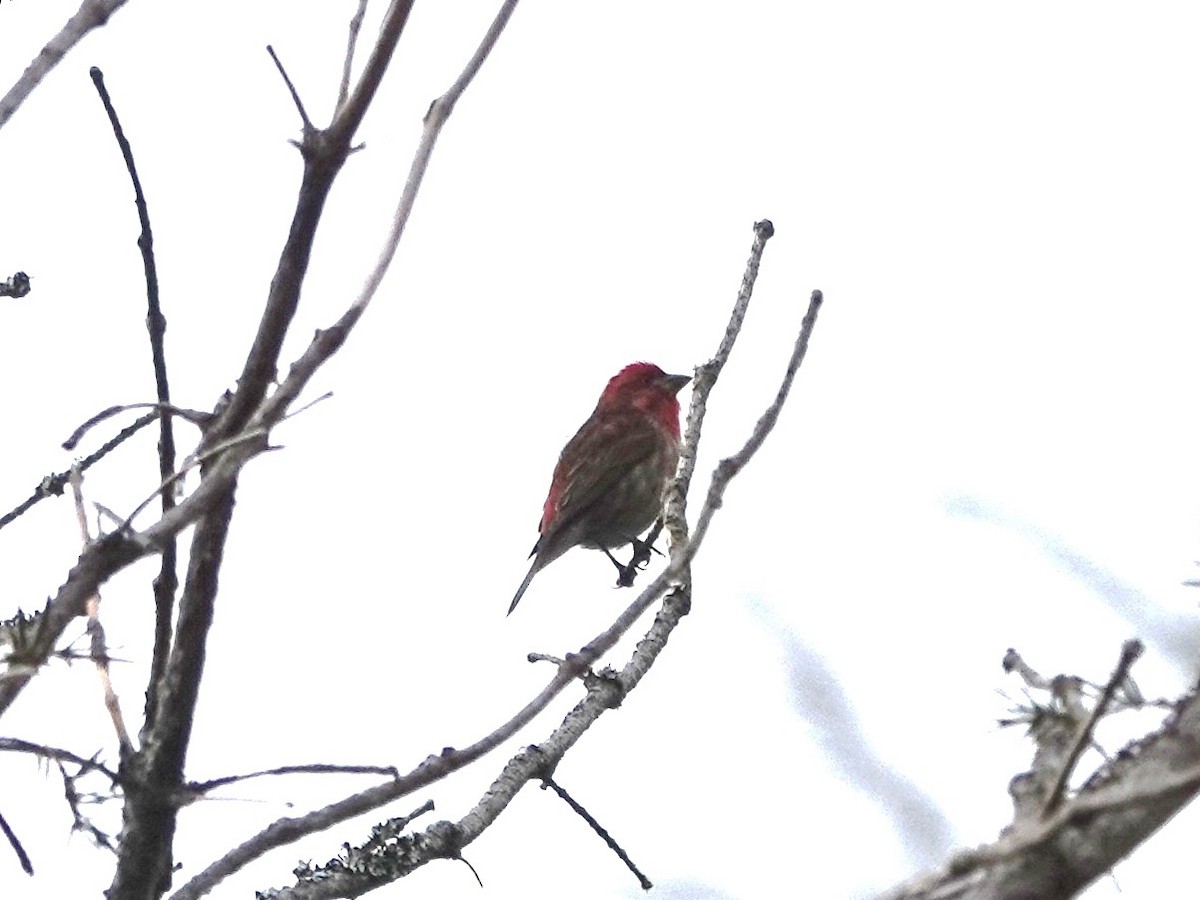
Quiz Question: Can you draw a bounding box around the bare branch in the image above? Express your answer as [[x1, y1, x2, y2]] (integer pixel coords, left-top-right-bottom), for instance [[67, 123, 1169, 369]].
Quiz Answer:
[[0, 412, 158, 532], [1002, 647, 1052, 690], [267, 45, 314, 133], [69, 468, 134, 754], [62, 403, 208, 452], [118, 425, 270, 532], [1043, 639, 1144, 817], [884, 645, 1197, 900], [0, 737, 119, 784], [666, 218, 776, 546], [210, 0, 417, 442], [188, 763, 399, 796], [107, 489, 238, 897], [0, 808, 33, 875], [58, 760, 118, 852], [338, 0, 371, 111], [0, 0, 492, 727], [252, 0, 522, 434], [88, 66, 181, 738], [684, 289, 823, 567], [542, 777, 651, 890], [0, 0, 131, 130]]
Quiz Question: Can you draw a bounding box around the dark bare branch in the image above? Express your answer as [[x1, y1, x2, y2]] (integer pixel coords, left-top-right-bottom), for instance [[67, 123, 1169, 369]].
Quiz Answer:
[[210, 0, 417, 443], [0, 808, 33, 875], [542, 777, 652, 890], [267, 46, 313, 132], [88, 67, 181, 739], [189, 763, 399, 796]]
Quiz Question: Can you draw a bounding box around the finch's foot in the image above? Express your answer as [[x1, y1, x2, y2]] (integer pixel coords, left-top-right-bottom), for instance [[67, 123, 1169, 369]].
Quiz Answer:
[[613, 519, 666, 587], [614, 550, 649, 588]]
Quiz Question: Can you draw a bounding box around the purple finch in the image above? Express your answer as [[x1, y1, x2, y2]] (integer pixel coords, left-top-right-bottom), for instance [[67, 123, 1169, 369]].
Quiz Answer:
[[509, 362, 690, 615]]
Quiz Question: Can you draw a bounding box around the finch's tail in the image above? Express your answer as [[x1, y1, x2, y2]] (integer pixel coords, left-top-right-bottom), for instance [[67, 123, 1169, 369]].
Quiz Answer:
[[507, 557, 541, 616]]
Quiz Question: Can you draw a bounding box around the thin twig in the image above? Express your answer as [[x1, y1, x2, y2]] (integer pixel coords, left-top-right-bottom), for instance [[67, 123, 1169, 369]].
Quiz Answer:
[[69, 468, 134, 754], [267, 45, 313, 133], [0, 0, 131, 130], [683, 290, 823, 569], [0, 737, 120, 783], [542, 778, 651, 889], [1042, 639, 1144, 817], [118, 426, 270, 532], [90, 66, 181, 738], [189, 763, 399, 796], [0, 412, 158, 532], [666, 219, 775, 547], [62, 402, 208, 451], [338, 0, 371, 110], [1003, 647, 1052, 690], [280, 391, 334, 422], [208, 0, 416, 444], [105, 395, 321, 535], [255, 0, 522, 434], [58, 760, 117, 852], [0, 808, 32, 875]]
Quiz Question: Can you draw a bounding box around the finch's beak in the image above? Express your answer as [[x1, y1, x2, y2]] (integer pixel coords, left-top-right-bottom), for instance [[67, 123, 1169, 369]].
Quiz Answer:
[[664, 373, 691, 395]]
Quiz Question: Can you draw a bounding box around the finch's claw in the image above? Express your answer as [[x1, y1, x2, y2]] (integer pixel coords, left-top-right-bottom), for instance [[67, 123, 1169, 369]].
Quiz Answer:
[[615, 563, 637, 589], [610, 531, 664, 588], [629, 536, 662, 561]]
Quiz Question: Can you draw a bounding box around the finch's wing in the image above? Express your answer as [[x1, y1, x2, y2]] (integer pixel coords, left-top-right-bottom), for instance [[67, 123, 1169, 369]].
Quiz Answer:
[[543, 412, 663, 535]]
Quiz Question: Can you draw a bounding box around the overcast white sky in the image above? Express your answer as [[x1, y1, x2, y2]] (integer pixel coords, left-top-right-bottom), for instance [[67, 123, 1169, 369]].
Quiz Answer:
[[2, 2, 1200, 898]]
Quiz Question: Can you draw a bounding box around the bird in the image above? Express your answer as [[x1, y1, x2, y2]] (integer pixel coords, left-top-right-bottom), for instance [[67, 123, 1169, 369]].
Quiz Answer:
[[508, 362, 690, 615]]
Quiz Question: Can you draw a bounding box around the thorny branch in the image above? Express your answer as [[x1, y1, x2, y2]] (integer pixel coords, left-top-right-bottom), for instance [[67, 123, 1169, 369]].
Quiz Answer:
[[59, 759, 118, 852], [0, 737, 120, 784]]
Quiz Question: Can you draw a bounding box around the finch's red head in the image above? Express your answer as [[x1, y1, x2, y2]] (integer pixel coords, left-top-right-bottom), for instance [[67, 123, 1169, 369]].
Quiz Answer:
[[597, 362, 691, 439]]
